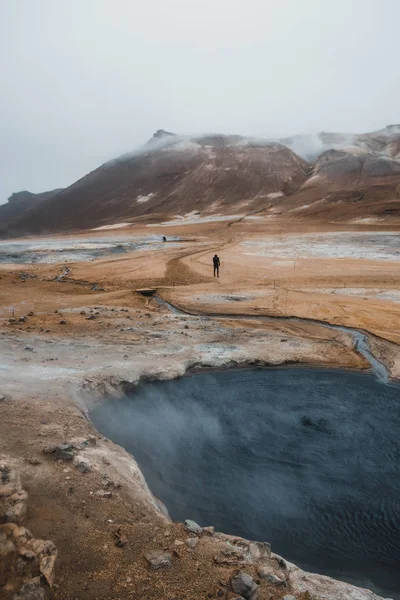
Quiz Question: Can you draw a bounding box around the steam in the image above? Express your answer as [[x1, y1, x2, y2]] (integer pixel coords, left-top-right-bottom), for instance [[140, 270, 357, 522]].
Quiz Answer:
[[103, 124, 400, 167]]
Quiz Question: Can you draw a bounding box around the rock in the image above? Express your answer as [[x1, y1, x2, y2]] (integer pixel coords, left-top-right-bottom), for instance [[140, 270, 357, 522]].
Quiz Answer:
[[4, 490, 28, 523], [55, 444, 74, 461], [0, 395, 6, 402], [27, 311, 34, 317], [174, 540, 184, 546], [186, 537, 199, 549], [115, 533, 128, 547], [261, 572, 285, 587], [257, 566, 271, 578], [75, 461, 91, 473], [86, 314, 96, 320], [248, 541, 271, 561], [230, 570, 258, 600], [13, 580, 45, 600], [184, 519, 202, 534], [19, 317, 26, 323], [202, 525, 215, 535], [145, 550, 172, 570], [24, 346, 33, 351], [95, 489, 112, 498], [8, 318, 16, 323], [213, 546, 246, 566], [59, 320, 66, 325]]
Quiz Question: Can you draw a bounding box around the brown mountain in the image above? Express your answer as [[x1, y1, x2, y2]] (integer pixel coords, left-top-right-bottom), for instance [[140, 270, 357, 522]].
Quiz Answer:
[[2, 126, 400, 236], [0, 189, 63, 236], [1, 134, 308, 235]]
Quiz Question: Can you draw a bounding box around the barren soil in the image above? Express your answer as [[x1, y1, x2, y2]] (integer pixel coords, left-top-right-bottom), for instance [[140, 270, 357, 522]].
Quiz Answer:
[[1, 219, 399, 600]]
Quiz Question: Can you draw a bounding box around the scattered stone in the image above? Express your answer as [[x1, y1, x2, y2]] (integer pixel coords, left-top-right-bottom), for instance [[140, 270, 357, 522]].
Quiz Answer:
[[25, 458, 41, 466], [95, 489, 112, 498], [184, 325, 189, 329], [184, 519, 202, 535], [174, 540, 184, 546], [259, 571, 285, 587], [276, 556, 287, 569], [24, 346, 33, 352], [43, 443, 74, 460], [114, 530, 128, 547], [214, 549, 246, 567], [55, 444, 74, 460], [248, 541, 271, 561], [230, 570, 259, 600], [75, 461, 91, 473], [19, 317, 26, 323], [145, 550, 172, 570], [59, 320, 66, 325], [27, 311, 34, 317], [202, 526, 215, 535], [13, 580, 45, 600], [8, 318, 16, 323], [186, 537, 199, 549], [80, 311, 86, 315], [86, 314, 96, 320]]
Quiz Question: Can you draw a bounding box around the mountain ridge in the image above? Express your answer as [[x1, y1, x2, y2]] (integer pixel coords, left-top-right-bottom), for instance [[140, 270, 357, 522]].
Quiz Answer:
[[2, 126, 400, 236]]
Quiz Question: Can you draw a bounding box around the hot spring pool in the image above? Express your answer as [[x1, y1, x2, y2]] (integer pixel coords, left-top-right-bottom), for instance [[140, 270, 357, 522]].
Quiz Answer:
[[90, 368, 400, 598]]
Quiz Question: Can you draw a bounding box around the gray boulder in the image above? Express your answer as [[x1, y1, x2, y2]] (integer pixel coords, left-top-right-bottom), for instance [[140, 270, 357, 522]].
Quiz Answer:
[[231, 570, 258, 600], [145, 550, 172, 570], [13, 580, 45, 600], [184, 519, 202, 535], [55, 444, 74, 460]]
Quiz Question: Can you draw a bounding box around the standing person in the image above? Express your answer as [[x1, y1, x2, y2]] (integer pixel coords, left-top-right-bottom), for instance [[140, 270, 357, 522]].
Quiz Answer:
[[213, 254, 220, 278]]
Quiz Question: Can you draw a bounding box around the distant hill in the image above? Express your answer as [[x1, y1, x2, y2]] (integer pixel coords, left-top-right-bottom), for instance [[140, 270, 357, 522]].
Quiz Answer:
[[0, 189, 63, 236], [2, 125, 400, 236]]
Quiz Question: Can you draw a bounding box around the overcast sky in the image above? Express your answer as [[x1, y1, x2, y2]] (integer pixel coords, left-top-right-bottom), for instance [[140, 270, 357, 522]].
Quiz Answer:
[[0, 0, 399, 204]]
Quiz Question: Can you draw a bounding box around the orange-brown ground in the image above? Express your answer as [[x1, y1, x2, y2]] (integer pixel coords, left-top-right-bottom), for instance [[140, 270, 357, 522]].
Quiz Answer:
[[1, 219, 399, 600]]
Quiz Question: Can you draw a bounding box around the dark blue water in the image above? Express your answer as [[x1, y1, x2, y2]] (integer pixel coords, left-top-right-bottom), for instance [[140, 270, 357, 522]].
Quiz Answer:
[[90, 368, 400, 598]]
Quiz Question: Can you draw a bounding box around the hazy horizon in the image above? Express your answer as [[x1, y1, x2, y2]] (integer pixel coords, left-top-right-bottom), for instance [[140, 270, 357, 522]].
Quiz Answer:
[[1, 0, 399, 205]]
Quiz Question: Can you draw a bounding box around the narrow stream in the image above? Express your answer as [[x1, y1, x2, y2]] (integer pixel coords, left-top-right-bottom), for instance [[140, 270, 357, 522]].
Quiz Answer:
[[155, 296, 390, 383]]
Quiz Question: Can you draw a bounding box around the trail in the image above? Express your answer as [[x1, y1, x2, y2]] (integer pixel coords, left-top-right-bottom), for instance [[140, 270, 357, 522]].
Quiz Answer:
[[155, 295, 390, 383]]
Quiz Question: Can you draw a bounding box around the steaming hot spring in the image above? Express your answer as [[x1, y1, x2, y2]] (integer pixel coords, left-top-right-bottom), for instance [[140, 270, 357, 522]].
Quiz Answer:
[[90, 367, 400, 599]]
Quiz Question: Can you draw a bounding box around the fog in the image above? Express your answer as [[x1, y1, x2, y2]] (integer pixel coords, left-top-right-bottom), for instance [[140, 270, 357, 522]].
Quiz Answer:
[[1, 0, 399, 204]]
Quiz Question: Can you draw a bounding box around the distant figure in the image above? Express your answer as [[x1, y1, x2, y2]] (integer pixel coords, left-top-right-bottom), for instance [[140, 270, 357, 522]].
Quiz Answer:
[[213, 254, 220, 278], [162, 236, 167, 242]]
